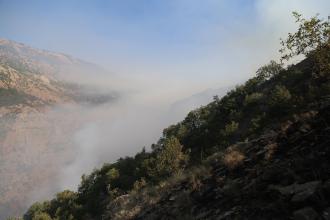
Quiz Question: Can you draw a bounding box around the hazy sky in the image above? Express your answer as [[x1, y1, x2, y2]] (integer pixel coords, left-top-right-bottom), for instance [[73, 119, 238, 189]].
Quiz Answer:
[[0, 0, 329, 89]]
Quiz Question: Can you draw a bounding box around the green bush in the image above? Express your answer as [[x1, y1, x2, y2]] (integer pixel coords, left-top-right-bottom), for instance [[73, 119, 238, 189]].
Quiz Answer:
[[244, 92, 263, 106], [256, 60, 283, 81], [32, 213, 52, 220], [143, 137, 188, 181], [269, 85, 292, 107]]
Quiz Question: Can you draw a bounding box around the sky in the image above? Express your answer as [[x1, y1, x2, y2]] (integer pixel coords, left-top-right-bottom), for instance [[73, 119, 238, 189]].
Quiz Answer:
[[0, 0, 329, 89]]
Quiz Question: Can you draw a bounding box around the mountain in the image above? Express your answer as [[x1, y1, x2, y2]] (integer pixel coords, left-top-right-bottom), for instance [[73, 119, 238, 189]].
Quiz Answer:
[[0, 39, 116, 219], [19, 13, 330, 220], [0, 38, 107, 79], [21, 53, 330, 220]]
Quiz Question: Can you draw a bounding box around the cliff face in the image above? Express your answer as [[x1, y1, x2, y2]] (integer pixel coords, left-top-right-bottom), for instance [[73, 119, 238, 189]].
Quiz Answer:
[[0, 39, 114, 219]]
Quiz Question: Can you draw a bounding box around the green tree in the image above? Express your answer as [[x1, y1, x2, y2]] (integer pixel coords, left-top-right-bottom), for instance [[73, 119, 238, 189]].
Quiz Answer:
[[269, 85, 292, 115], [280, 12, 330, 75], [106, 168, 119, 182], [256, 60, 283, 81], [24, 202, 50, 220], [221, 121, 239, 137], [244, 92, 263, 106], [32, 213, 52, 220], [144, 137, 188, 181], [50, 190, 78, 220]]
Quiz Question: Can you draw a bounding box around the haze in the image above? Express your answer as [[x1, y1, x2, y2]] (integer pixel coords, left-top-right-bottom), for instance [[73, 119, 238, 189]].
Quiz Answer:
[[0, 0, 329, 216]]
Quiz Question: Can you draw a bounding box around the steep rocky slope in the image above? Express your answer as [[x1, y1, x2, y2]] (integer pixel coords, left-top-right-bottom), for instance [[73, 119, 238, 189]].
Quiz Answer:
[[120, 103, 330, 220]]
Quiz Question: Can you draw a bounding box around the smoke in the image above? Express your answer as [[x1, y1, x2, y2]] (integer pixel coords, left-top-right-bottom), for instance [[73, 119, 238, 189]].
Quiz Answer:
[[1, 1, 330, 218], [38, 0, 330, 196], [23, 73, 206, 208]]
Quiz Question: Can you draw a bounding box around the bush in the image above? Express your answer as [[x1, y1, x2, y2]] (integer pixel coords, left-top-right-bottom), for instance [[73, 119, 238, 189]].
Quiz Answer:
[[223, 147, 245, 170], [269, 85, 292, 108], [143, 137, 188, 181], [256, 60, 283, 81], [132, 178, 147, 192], [24, 202, 50, 220], [223, 121, 239, 136], [32, 213, 52, 220], [244, 92, 263, 106]]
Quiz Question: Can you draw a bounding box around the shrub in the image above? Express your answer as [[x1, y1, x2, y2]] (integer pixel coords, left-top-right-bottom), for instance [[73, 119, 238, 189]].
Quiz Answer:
[[256, 60, 283, 81], [269, 85, 292, 107], [223, 147, 245, 170], [222, 121, 239, 136], [31, 213, 52, 220], [23, 202, 50, 220], [143, 137, 188, 181], [132, 178, 147, 192], [244, 92, 263, 106]]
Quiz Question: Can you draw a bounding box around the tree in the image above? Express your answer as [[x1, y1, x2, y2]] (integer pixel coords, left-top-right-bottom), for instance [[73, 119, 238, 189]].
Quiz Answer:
[[106, 168, 119, 182], [244, 92, 263, 106], [280, 12, 330, 75], [144, 137, 188, 181], [269, 85, 292, 114], [256, 60, 283, 81], [32, 213, 52, 220], [221, 121, 239, 137], [50, 190, 79, 220], [24, 202, 50, 220]]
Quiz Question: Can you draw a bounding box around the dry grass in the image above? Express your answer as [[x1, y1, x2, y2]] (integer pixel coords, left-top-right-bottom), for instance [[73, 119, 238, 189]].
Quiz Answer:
[[265, 143, 278, 160], [223, 147, 245, 170]]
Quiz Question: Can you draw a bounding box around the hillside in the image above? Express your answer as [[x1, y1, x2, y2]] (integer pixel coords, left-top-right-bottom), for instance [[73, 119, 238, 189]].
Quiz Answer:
[[110, 100, 330, 220], [21, 13, 330, 220], [0, 38, 106, 80], [0, 13, 322, 220], [24, 58, 330, 220], [0, 39, 117, 219]]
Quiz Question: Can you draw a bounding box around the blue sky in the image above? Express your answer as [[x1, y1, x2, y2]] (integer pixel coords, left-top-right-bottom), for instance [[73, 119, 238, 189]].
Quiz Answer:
[[0, 0, 329, 89]]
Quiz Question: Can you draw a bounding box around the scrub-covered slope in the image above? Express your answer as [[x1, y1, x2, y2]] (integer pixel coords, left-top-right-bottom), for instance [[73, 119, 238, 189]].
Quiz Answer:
[[22, 13, 330, 220]]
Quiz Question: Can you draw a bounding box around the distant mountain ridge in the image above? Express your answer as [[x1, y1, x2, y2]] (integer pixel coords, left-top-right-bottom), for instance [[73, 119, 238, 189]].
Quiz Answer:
[[0, 38, 116, 219], [0, 38, 105, 78]]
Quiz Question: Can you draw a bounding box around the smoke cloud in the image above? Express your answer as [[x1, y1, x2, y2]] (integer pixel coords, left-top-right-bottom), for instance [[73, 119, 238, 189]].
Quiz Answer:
[[0, 1, 329, 218]]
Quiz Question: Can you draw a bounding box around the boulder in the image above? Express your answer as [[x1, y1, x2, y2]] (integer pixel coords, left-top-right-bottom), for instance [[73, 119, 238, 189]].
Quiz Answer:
[[270, 181, 321, 197], [291, 181, 321, 204], [293, 207, 319, 220], [322, 207, 330, 220]]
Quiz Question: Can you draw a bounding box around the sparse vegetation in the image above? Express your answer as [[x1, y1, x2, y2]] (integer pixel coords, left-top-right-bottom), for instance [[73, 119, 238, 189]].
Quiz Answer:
[[0, 88, 30, 106]]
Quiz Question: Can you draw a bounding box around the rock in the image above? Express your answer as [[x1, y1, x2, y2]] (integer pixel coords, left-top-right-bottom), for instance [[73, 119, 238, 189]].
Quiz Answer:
[[270, 181, 321, 197], [323, 180, 330, 196], [291, 181, 321, 204], [293, 207, 319, 220], [323, 207, 330, 220], [191, 184, 215, 203], [221, 179, 241, 198]]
